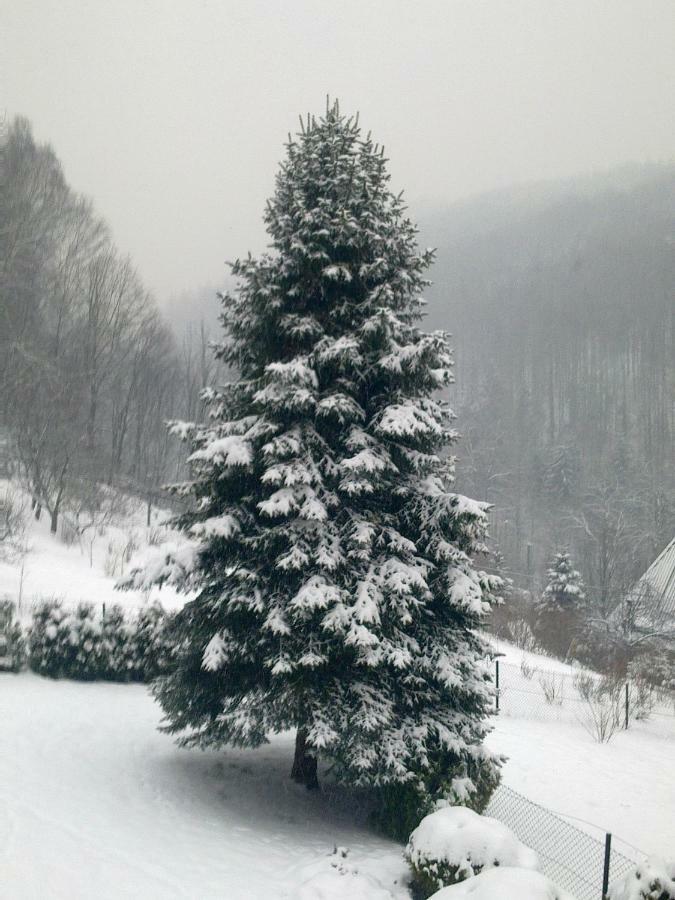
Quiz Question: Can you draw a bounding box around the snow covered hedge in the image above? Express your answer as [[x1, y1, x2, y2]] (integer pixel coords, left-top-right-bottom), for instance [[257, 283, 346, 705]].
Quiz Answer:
[[427, 866, 576, 900], [406, 806, 539, 898], [0, 599, 25, 672], [608, 857, 675, 900], [27, 600, 175, 682]]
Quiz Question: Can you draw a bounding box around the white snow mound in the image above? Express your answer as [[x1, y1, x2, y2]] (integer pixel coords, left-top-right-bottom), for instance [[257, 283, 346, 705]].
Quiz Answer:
[[293, 847, 398, 899], [295, 868, 396, 900], [407, 806, 539, 881], [429, 866, 577, 900], [608, 857, 675, 900]]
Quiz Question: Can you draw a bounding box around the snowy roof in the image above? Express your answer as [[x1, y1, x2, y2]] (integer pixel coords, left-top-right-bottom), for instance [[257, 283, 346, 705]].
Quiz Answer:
[[626, 537, 675, 634]]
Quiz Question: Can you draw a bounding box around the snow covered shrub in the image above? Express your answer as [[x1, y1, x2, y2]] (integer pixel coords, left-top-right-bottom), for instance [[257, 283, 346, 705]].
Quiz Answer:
[[28, 600, 77, 677], [520, 657, 536, 680], [27, 601, 163, 681], [128, 602, 175, 681], [295, 846, 395, 900], [627, 676, 655, 722], [100, 604, 135, 680], [0, 599, 26, 672], [427, 866, 575, 900], [607, 857, 675, 900], [629, 651, 675, 710], [371, 756, 500, 843], [406, 806, 539, 898], [69, 603, 106, 679], [577, 675, 623, 743], [28, 601, 109, 680], [538, 671, 565, 706]]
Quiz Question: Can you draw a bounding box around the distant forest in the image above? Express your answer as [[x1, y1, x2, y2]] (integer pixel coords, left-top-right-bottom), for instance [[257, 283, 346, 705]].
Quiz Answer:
[[420, 167, 675, 608]]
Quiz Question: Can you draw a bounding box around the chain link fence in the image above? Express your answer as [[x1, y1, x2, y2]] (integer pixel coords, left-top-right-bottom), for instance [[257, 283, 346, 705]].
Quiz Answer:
[[493, 658, 675, 731], [485, 785, 641, 900]]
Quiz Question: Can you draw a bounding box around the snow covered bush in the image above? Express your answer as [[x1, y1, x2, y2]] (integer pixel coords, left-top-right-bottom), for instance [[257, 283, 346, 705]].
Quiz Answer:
[[576, 674, 624, 743], [27, 600, 173, 682], [69, 603, 107, 679], [371, 757, 500, 843], [29, 601, 107, 680], [538, 670, 565, 706], [28, 600, 79, 678], [294, 846, 395, 900], [608, 857, 675, 900], [100, 604, 135, 680], [427, 866, 576, 900], [405, 806, 539, 897], [128, 602, 176, 681], [120, 101, 502, 834], [0, 599, 26, 672], [629, 651, 674, 709]]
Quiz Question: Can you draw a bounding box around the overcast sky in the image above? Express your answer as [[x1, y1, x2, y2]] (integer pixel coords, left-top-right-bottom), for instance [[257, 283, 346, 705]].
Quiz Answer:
[[3, 0, 675, 302]]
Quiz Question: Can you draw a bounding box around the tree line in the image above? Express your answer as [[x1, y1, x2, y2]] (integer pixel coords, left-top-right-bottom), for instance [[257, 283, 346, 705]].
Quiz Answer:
[[0, 115, 220, 532]]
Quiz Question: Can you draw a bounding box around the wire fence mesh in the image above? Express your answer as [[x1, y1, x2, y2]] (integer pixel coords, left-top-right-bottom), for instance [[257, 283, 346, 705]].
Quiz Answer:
[[493, 658, 675, 730], [485, 785, 641, 900]]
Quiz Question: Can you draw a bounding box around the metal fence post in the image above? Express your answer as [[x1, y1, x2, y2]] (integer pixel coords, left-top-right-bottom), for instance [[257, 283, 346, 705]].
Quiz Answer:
[[602, 833, 612, 899], [495, 659, 500, 712], [625, 683, 629, 729]]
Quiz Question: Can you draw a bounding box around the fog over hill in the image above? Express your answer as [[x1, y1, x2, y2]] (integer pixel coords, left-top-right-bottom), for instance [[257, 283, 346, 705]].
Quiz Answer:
[[417, 164, 675, 598]]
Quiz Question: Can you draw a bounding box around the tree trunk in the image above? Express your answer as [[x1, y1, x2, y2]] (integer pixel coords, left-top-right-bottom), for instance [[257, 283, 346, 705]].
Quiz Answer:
[[291, 728, 319, 790], [50, 508, 58, 534]]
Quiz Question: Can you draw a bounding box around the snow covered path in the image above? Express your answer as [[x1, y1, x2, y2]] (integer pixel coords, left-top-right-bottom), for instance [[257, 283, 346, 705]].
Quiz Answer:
[[0, 674, 409, 900]]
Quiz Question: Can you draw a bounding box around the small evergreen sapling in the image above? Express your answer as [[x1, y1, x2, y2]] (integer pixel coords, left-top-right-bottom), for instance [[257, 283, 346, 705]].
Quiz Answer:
[[124, 102, 501, 824], [535, 550, 586, 659]]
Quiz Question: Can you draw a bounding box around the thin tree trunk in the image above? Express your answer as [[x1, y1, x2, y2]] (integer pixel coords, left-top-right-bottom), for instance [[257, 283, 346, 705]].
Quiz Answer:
[[291, 728, 319, 790]]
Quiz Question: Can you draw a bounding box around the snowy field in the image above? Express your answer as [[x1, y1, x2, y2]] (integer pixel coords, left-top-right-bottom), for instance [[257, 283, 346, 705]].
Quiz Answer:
[[1, 489, 674, 897]]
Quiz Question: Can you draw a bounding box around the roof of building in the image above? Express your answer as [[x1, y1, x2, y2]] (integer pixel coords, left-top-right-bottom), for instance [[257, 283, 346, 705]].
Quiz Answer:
[[626, 537, 675, 635]]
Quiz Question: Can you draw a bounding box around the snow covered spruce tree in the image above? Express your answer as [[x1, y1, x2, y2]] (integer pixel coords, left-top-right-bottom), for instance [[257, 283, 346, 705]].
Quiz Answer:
[[124, 103, 501, 833], [535, 550, 586, 659]]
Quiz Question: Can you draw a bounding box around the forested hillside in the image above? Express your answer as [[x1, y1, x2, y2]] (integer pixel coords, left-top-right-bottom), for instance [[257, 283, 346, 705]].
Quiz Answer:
[[421, 166, 675, 607], [0, 118, 220, 531]]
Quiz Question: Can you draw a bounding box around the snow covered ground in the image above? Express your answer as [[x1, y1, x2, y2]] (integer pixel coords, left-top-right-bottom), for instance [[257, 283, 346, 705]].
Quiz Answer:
[[0, 674, 410, 900], [487, 638, 675, 858], [3, 667, 672, 899], [0, 480, 182, 619], [487, 711, 674, 858], [1, 484, 674, 897]]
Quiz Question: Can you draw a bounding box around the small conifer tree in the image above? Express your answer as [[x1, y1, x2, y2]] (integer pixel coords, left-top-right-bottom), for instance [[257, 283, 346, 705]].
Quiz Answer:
[[536, 550, 586, 659], [125, 102, 501, 823]]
